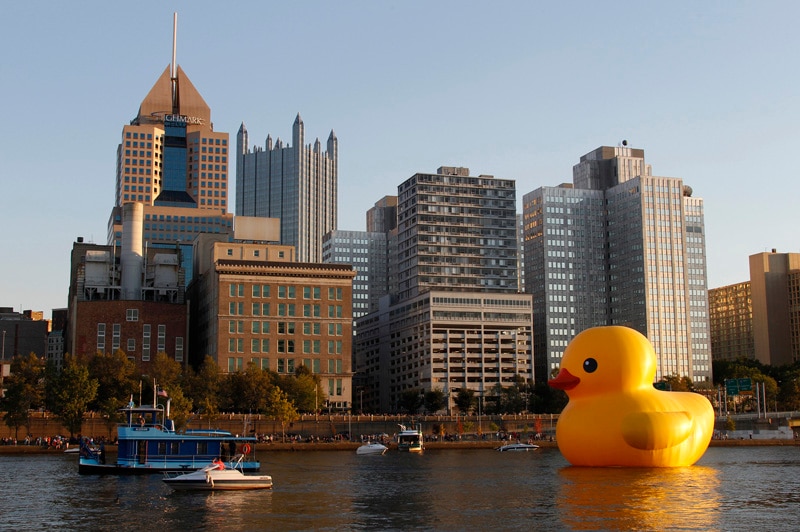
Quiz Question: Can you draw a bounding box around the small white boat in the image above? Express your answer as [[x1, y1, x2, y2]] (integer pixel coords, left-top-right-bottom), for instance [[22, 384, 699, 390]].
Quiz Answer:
[[356, 442, 388, 455], [162, 456, 272, 491], [496, 443, 540, 452]]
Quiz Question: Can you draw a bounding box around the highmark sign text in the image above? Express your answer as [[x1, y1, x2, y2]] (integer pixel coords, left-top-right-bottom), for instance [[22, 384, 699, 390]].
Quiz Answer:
[[164, 114, 204, 126]]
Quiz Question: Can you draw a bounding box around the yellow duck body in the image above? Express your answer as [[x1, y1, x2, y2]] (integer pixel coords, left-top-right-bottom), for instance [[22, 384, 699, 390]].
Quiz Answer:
[[549, 326, 714, 467]]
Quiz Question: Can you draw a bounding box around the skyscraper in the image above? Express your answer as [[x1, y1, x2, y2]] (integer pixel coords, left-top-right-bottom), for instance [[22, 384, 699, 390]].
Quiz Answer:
[[322, 230, 389, 319], [236, 116, 337, 263], [523, 145, 712, 384], [106, 19, 234, 281]]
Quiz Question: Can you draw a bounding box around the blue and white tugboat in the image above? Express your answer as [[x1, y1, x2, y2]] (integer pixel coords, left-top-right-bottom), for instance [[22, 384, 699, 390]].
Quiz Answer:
[[79, 396, 259, 475], [396, 423, 424, 453]]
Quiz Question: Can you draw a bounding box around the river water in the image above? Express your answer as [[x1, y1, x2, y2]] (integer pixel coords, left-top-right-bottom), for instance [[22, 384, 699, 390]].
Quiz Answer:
[[1, 446, 797, 531]]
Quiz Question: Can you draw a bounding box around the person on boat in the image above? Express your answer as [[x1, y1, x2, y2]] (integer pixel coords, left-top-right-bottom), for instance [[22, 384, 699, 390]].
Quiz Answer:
[[99, 442, 106, 464], [212, 457, 225, 470]]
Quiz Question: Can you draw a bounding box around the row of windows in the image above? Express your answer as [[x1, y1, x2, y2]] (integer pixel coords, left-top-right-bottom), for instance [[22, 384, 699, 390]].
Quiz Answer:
[[229, 284, 344, 301], [96, 323, 181, 361], [227, 302, 345, 318], [125, 132, 153, 140], [228, 320, 343, 336], [227, 338, 343, 355], [226, 356, 344, 375]]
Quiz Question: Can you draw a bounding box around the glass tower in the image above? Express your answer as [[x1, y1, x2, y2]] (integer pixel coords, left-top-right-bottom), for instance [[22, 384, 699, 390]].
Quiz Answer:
[[523, 146, 712, 384]]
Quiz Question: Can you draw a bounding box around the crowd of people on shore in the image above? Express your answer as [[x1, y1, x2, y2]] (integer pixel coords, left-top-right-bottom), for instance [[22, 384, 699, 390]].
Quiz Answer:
[[0, 434, 115, 448]]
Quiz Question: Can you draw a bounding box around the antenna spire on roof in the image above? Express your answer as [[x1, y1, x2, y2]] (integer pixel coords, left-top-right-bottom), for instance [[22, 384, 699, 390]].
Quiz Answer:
[[171, 12, 178, 114]]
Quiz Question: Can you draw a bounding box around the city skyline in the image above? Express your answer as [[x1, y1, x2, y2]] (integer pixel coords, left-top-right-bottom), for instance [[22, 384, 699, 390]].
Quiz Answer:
[[2, 2, 799, 316]]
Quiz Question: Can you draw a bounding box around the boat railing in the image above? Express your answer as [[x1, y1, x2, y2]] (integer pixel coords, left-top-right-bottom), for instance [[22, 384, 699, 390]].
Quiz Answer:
[[118, 453, 257, 469]]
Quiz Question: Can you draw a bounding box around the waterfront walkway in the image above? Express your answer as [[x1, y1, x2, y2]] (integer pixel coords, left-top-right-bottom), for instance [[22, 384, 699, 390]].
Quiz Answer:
[[1, 436, 796, 455]]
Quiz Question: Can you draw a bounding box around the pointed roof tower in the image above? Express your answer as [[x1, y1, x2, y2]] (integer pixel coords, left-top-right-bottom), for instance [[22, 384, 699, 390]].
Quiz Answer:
[[132, 13, 212, 128]]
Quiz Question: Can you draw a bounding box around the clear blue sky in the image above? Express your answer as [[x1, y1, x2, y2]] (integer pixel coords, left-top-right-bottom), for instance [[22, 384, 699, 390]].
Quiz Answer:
[[2, 1, 798, 318]]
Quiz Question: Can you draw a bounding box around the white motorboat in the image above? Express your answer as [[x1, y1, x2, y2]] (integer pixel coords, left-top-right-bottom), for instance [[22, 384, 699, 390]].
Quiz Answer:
[[496, 443, 540, 452], [162, 456, 272, 491], [356, 442, 388, 455], [397, 424, 424, 452]]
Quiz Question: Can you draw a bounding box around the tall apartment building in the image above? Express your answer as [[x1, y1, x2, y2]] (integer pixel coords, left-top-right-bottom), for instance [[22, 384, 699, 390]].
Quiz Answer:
[[236, 116, 337, 263], [354, 167, 533, 413], [749, 251, 800, 366], [322, 230, 389, 319], [188, 222, 356, 409], [708, 251, 800, 366], [522, 145, 712, 384], [396, 166, 519, 300], [708, 281, 754, 361], [106, 28, 234, 282]]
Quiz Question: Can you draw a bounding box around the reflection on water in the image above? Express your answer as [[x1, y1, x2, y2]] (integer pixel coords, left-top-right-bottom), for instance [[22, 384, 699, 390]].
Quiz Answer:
[[1, 446, 798, 530], [558, 466, 721, 530]]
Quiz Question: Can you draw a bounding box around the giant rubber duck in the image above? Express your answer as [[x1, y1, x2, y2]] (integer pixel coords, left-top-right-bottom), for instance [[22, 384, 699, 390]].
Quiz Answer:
[[548, 326, 714, 467]]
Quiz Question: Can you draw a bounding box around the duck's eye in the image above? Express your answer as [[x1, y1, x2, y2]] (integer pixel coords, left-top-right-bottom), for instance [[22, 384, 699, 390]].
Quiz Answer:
[[583, 358, 598, 373]]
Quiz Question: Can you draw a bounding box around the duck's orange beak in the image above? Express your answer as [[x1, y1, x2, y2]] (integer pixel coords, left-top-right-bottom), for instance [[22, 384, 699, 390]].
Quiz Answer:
[[548, 368, 580, 391]]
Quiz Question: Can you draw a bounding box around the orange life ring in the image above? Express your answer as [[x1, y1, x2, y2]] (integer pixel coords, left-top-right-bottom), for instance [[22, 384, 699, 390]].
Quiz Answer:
[[242, 443, 252, 454]]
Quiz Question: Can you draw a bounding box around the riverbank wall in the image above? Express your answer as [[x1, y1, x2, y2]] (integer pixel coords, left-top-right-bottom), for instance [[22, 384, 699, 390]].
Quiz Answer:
[[3, 411, 798, 444], [0, 436, 797, 455]]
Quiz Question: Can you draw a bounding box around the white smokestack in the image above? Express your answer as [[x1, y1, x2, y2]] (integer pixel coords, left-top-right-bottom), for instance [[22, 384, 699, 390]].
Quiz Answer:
[[121, 202, 144, 300]]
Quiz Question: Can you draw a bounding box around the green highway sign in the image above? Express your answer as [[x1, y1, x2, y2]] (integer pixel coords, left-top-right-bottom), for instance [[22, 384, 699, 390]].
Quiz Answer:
[[725, 378, 753, 396]]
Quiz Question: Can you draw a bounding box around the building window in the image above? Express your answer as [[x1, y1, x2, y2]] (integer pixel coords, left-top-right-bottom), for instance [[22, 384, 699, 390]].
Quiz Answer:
[[112, 324, 121, 351], [127, 338, 136, 352], [175, 337, 183, 362], [126, 309, 139, 322], [143, 324, 151, 361], [158, 325, 166, 353], [97, 323, 106, 352]]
